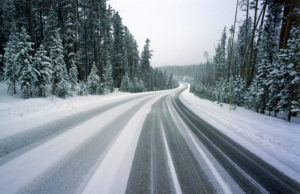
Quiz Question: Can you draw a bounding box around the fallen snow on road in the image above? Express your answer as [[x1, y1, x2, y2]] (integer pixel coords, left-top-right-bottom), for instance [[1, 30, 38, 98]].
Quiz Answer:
[[83, 91, 173, 194], [180, 84, 300, 182], [0, 94, 156, 194]]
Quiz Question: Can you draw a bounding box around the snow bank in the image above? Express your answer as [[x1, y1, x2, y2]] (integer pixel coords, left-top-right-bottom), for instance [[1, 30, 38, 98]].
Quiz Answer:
[[180, 84, 300, 182]]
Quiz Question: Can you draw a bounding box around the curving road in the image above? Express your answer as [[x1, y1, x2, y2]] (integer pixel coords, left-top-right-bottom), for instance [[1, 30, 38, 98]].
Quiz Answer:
[[0, 84, 299, 194]]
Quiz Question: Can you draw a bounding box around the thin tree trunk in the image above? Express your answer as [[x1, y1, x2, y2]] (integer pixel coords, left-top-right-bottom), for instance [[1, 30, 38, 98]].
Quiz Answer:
[[99, 35, 103, 79], [75, 0, 83, 81], [26, 0, 36, 49], [278, 2, 297, 49], [246, 0, 259, 87], [240, 0, 249, 80], [227, 0, 239, 80], [245, 0, 249, 53], [51, 72, 56, 102], [84, 22, 88, 81], [39, 2, 44, 42], [250, 3, 267, 83], [240, 0, 267, 87], [13, 82, 16, 95]]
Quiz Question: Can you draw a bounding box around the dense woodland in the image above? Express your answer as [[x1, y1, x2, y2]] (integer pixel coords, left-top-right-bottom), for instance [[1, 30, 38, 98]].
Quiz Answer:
[[190, 0, 299, 121], [0, 0, 178, 98]]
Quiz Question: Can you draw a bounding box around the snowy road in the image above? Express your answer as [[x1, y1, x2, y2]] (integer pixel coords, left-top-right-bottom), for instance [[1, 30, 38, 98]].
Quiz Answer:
[[0, 84, 299, 194]]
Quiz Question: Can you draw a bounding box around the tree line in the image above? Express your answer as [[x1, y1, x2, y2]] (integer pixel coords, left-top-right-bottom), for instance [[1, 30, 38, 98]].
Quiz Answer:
[[191, 0, 299, 121], [0, 0, 178, 98]]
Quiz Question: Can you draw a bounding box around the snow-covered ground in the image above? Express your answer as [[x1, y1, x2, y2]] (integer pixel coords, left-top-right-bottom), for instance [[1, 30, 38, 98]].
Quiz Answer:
[[180, 84, 300, 182], [0, 82, 161, 138]]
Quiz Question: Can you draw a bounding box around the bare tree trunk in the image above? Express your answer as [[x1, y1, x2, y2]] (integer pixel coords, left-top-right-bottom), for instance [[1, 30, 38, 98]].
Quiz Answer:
[[39, 2, 44, 43], [279, 2, 294, 49], [51, 73, 56, 102], [227, 0, 239, 80], [240, 0, 267, 87], [246, 0, 259, 87], [85, 22, 88, 82], [26, 0, 36, 49], [75, 0, 83, 81], [240, 0, 249, 80], [250, 3, 267, 83], [99, 35, 103, 79], [13, 82, 16, 95]]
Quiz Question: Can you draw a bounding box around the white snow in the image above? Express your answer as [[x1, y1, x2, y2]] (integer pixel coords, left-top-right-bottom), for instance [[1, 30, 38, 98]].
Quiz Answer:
[[0, 94, 156, 194], [0, 82, 161, 139], [180, 84, 300, 182], [82, 90, 175, 194], [185, 126, 232, 194], [161, 123, 183, 194], [165, 96, 236, 194]]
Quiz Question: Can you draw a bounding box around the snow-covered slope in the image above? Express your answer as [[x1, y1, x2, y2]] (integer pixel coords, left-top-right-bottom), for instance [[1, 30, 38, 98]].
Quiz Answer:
[[180, 84, 300, 182]]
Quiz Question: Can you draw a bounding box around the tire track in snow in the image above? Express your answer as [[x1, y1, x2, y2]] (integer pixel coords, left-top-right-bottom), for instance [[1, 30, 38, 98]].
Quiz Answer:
[[161, 123, 182, 194], [0, 92, 157, 165], [125, 96, 176, 194], [172, 87, 300, 193], [82, 91, 173, 194], [18, 97, 153, 194], [159, 97, 216, 194], [0, 93, 157, 194]]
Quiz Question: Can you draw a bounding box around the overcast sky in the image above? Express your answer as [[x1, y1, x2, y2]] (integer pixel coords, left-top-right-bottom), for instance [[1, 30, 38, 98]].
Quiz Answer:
[[109, 0, 242, 67]]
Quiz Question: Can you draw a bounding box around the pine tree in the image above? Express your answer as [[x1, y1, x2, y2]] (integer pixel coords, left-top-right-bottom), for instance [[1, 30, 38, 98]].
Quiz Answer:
[[3, 29, 19, 94], [232, 75, 245, 105], [124, 28, 139, 80], [238, 18, 252, 79], [34, 45, 53, 97], [266, 58, 281, 116], [69, 61, 79, 92], [0, 0, 16, 56], [167, 73, 174, 89], [255, 56, 271, 114], [50, 30, 70, 98], [112, 12, 128, 87], [140, 39, 152, 90], [87, 64, 101, 94], [78, 81, 88, 96], [277, 27, 299, 121], [64, 0, 78, 71], [120, 72, 131, 92], [101, 19, 114, 94], [0, 54, 3, 80], [103, 61, 114, 94], [44, 5, 59, 54], [137, 77, 145, 92], [244, 78, 260, 111], [17, 27, 36, 99], [129, 76, 144, 93]]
